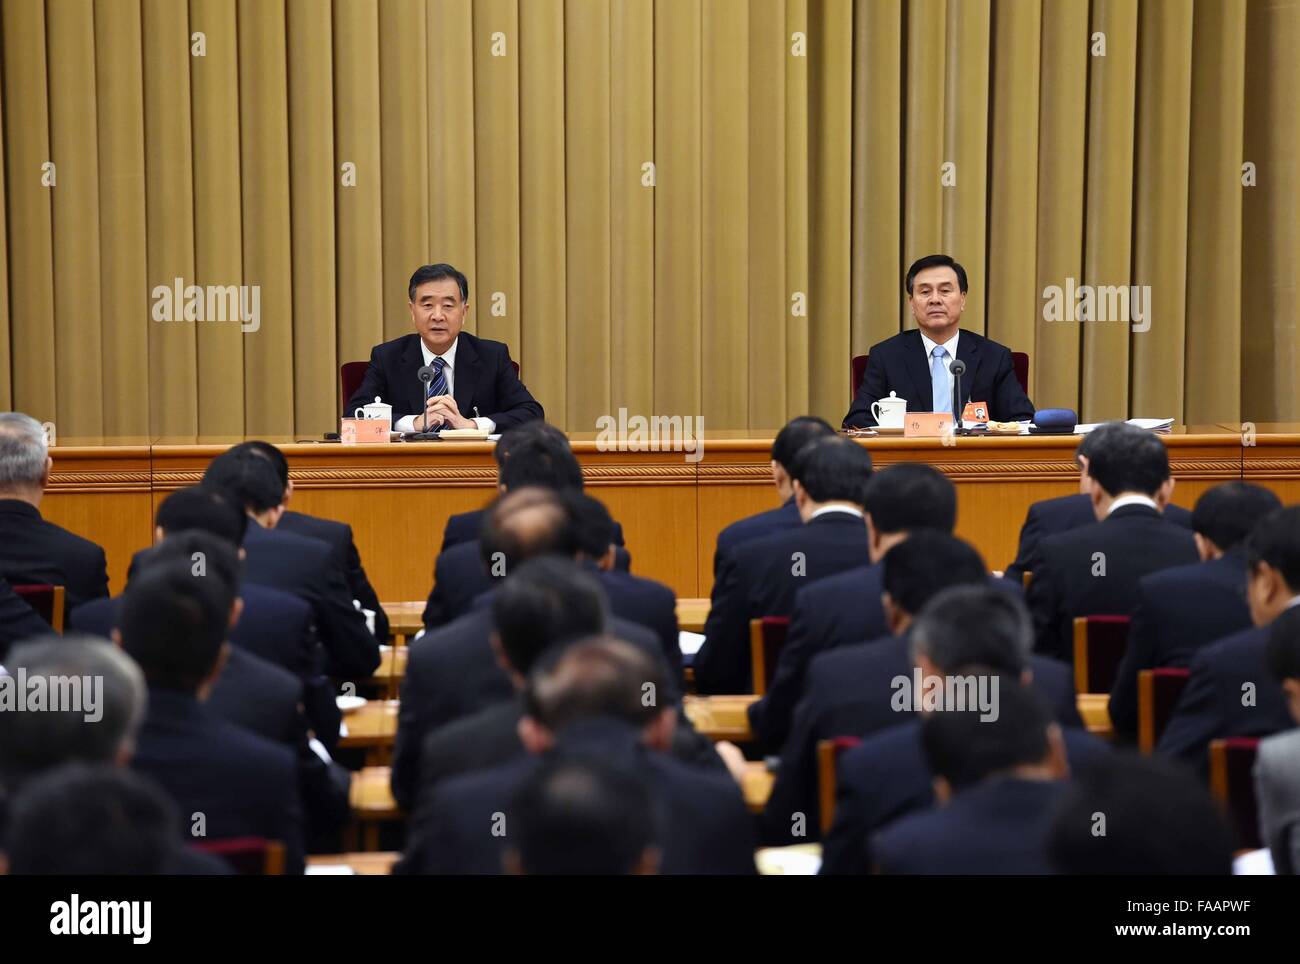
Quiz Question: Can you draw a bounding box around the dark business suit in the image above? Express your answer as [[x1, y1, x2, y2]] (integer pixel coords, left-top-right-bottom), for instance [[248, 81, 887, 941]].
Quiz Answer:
[[1156, 625, 1295, 779], [279, 509, 389, 643], [395, 719, 756, 875], [712, 498, 802, 577], [0, 499, 109, 621], [417, 700, 528, 804], [0, 574, 54, 660], [1026, 503, 1199, 661], [130, 687, 305, 874], [871, 777, 1066, 874], [761, 632, 1080, 844], [1108, 551, 1253, 741], [421, 540, 493, 629], [1004, 493, 1192, 584], [696, 511, 870, 695], [345, 331, 544, 430], [843, 328, 1034, 428], [821, 721, 1109, 874]]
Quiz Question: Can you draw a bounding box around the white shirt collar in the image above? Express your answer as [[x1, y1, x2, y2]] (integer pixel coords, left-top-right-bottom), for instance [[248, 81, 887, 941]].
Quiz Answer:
[[1107, 494, 1159, 516], [420, 335, 458, 369], [1286, 594, 1300, 611], [810, 505, 865, 520], [919, 329, 959, 361]]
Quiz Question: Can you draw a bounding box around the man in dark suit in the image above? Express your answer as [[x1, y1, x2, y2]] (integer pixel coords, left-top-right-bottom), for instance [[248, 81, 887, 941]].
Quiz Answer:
[[1256, 606, 1300, 870], [712, 416, 836, 576], [871, 683, 1068, 874], [843, 254, 1034, 428], [749, 462, 956, 752], [120, 555, 305, 873], [1109, 482, 1282, 741], [1004, 426, 1193, 584], [0, 574, 53, 660], [1158, 507, 1300, 776], [396, 637, 756, 875], [345, 262, 543, 432], [0, 412, 109, 620], [695, 437, 873, 695], [1026, 422, 1199, 660]]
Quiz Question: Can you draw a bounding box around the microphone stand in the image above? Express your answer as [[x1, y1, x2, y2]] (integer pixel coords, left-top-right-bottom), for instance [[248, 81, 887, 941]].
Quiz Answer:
[[950, 358, 973, 436], [405, 367, 441, 440]]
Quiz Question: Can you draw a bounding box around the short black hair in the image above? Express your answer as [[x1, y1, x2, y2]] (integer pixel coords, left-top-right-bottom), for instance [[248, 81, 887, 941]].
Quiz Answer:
[[792, 437, 872, 505], [1191, 482, 1282, 553], [1047, 754, 1234, 874], [563, 490, 617, 560], [1265, 604, 1300, 684], [408, 262, 469, 303], [1246, 506, 1300, 592], [920, 676, 1053, 790], [202, 449, 285, 513], [479, 487, 577, 573], [493, 557, 610, 675], [154, 485, 249, 547], [910, 584, 1033, 676], [524, 636, 665, 732], [881, 531, 987, 616], [136, 530, 242, 597], [905, 254, 968, 295], [5, 763, 179, 875], [230, 440, 290, 488], [863, 462, 957, 534], [508, 756, 657, 875], [770, 416, 836, 472], [1084, 422, 1170, 497], [495, 422, 585, 492], [1075, 422, 1123, 465]]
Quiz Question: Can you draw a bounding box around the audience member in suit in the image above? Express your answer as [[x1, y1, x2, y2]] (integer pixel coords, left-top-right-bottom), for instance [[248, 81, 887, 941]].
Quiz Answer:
[[712, 416, 836, 576], [0, 412, 109, 621], [231, 440, 389, 643], [871, 680, 1069, 874], [1257, 606, 1300, 873], [763, 540, 1077, 844], [504, 755, 660, 875], [749, 462, 957, 752], [1109, 482, 1282, 741], [1048, 754, 1234, 874], [120, 555, 306, 873], [1158, 506, 1300, 776], [0, 573, 53, 660], [396, 637, 756, 875], [821, 587, 1108, 874], [203, 450, 380, 679], [696, 437, 874, 694], [0, 635, 229, 874], [1026, 422, 1199, 660]]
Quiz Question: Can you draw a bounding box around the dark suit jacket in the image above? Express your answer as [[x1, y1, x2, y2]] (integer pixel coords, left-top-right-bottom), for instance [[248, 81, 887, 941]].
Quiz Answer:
[[0, 499, 109, 621], [1156, 625, 1295, 778], [871, 777, 1067, 874], [1004, 493, 1192, 584], [761, 632, 1080, 844], [821, 722, 1109, 874], [345, 331, 544, 430], [130, 687, 305, 873], [0, 573, 54, 660], [696, 511, 871, 695], [712, 498, 802, 577], [279, 509, 389, 642], [1026, 503, 1199, 660], [395, 719, 756, 875], [421, 540, 493, 629], [1108, 551, 1253, 741], [843, 329, 1034, 428]]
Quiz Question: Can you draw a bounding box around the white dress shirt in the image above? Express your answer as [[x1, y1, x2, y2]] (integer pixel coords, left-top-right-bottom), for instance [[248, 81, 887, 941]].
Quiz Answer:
[[1105, 494, 1159, 516], [809, 505, 865, 521], [394, 336, 496, 433]]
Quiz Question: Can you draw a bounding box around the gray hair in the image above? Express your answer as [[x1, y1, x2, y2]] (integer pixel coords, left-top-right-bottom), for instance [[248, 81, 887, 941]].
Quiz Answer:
[[0, 412, 49, 488], [908, 585, 1033, 676]]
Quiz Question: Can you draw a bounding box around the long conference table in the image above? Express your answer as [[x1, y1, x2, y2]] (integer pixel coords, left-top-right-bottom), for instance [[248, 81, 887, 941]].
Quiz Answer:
[[41, 424, 1300, 600]]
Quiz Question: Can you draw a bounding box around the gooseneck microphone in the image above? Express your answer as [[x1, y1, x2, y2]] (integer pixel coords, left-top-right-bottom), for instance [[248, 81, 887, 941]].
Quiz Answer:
[[949, 358, 967, 433], [416, 364, 437, 437]]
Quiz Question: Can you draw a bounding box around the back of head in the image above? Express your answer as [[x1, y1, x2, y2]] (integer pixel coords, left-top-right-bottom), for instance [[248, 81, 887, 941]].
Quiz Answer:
[[791, 436, 873, 505], [0, 411, 48, 493], [493, 557, 610, 675], [508, 756, 657, 875], [228, 440, 290, 489], [202, 449, 285, 513], [495, 422, 584, 492], [770, 416, 836, 473], [1084, 423, 1170, 497], [863, 462, 957, 534], [4, 763, 178, 875], [524, 635, 665, 733], [909, 584, 1033, 676], [1246, 505, 1300, 593], [1265, 604, 1300, 684], [479, 487, 576, 571], [563, 490, 617, 561], [1192, 482, 1283, 553], [1047, 753, 1234, 874], [155, 485, 249, 546], [881, 531, 987, 617], [135, 530, 241, 596], [920, 676, 1053, 791], [0, 635, 146, 791]]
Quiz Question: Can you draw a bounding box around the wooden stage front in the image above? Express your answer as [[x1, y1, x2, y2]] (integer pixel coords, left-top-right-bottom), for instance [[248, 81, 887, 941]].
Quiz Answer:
[[41, 425, 1300, 600]]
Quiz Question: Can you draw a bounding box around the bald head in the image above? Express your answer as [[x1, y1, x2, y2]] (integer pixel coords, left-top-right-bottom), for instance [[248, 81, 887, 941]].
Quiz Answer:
[[480, 486, 576, 573]]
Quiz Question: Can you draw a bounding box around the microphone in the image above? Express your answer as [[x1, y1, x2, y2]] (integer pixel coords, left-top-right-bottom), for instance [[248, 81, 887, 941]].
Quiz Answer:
[[949, 358, 967, 433], [417, 365, 436, 435]]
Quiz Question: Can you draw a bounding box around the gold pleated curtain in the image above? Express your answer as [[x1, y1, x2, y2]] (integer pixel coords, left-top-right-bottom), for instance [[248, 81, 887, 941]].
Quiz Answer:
[[0, 0, 1296, 436]]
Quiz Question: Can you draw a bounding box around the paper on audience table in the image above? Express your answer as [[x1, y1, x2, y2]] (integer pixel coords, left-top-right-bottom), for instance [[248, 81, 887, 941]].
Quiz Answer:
[[1232, 848, 1274, 875], [678, 631, 705, 657], [1074, 417, 1174, 434]]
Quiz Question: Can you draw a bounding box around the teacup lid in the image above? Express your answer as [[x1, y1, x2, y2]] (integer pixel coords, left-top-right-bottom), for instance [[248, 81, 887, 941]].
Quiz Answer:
[[373, 397, 382, 404], [888, 391, 898, 398]]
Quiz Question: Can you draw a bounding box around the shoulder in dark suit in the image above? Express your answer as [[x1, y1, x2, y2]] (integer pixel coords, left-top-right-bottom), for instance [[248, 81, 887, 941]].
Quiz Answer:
[[206, 647, 303, 746], [843, 329, 1034, 428], [592, 566, 682, 683], [0, 499, 109, 621], [1108, 550, 1252, 740], [278, 509, 389, 642], [0, 573, 54, 660], [712, 499, 802, 577], [421, 540, 492, 629], [1026, 503, 1199, 660], [696, 511, 871, 695], [345, 331, 544, 430], [417, 700, 527, 805], [1156, 625, 1294, 778]]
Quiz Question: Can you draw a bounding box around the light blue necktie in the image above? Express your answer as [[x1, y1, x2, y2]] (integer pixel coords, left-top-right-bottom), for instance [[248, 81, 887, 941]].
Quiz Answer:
[[930, 345, 950, 414]]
